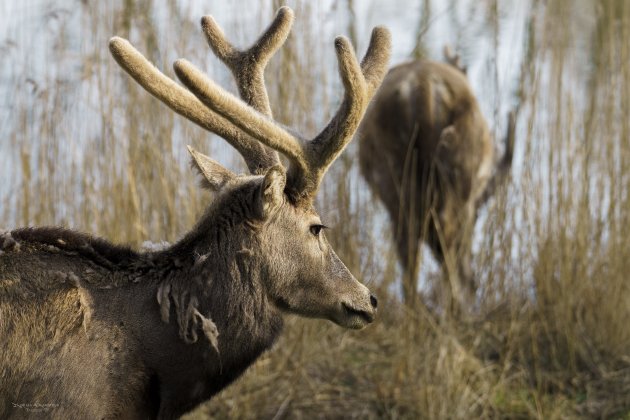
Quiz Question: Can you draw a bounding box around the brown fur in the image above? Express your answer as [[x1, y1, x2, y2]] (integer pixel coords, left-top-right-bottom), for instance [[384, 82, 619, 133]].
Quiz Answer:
[[359, 58, 514, 310], [1, 7, 388, 419], [0, 175, 374, 419]]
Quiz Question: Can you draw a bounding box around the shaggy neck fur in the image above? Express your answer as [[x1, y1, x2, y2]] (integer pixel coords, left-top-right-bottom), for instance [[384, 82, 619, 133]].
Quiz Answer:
[[4, 181, 284, 417], [156, 182, 284, 350], [143, 182, 285, 410]]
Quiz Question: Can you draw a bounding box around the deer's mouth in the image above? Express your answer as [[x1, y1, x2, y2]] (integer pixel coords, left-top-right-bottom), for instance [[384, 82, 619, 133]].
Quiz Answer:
[[342, 302, 375, 325]]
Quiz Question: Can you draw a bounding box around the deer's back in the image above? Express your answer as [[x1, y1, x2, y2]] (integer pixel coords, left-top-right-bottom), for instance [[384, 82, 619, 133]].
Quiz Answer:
[[0, 229, 157, 418], [359, 59, 493, 209]]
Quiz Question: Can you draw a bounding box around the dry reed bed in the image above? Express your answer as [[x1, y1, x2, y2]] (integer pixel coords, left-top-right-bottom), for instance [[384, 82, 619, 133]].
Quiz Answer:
[[1, 0, 629, 418]]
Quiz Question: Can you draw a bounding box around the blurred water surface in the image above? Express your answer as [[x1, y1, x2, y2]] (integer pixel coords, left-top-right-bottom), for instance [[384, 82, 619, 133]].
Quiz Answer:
[[0, 0, 602, 282]]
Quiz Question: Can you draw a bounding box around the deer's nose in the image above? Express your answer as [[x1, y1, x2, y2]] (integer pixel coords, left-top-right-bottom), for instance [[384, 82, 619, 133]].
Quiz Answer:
[[369, 294, 378, 309]]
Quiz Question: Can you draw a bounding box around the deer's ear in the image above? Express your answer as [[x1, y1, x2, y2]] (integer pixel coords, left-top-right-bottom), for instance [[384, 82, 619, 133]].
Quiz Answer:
[[257, 165, 286, 219], [187, 145, 235, 191]]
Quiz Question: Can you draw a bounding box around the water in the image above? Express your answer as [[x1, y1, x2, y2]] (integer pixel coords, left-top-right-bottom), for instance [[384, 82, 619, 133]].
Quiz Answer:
[[0, 0, 606, 293]]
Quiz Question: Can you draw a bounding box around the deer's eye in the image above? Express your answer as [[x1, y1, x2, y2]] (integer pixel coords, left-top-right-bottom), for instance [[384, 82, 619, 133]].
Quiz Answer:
[[309, 224, 326, 237]]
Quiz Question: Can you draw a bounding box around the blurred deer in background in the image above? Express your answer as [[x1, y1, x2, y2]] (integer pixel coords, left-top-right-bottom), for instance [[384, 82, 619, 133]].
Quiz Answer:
[[359, 47, 515, 312], [1, 7, 390, 419]]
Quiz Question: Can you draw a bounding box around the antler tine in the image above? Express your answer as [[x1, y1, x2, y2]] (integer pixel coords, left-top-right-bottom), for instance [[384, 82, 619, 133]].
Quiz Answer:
[[109, 37, 278, 174], [443, 45, 467, 74], [361, 27, 393, 94], [173, 59, 308, 175], [173, 26, 391, 201], [300, 26, 392, 196], [201, 6, 294, 117]]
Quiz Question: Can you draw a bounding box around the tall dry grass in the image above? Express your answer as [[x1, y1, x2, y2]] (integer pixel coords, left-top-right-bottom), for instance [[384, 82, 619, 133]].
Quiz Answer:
[[1, 0, 630, 418]]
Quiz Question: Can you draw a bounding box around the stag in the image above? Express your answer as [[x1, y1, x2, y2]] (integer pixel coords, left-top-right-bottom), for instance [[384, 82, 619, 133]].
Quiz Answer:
[[358, 48, 514, 311], [0, 7, 390, 419]]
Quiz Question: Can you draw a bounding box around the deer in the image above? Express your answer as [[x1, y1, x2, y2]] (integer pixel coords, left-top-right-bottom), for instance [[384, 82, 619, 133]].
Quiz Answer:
[[358, 47, 515, 313], [0, 7, 391, 419]]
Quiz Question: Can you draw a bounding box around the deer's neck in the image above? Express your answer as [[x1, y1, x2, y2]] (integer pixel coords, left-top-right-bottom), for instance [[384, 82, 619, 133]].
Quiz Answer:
[[150, 204, 283, 393]]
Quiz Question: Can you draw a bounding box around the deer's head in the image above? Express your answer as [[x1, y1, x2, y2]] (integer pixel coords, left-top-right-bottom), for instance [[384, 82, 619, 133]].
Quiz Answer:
[[109, 7, 390, 329]]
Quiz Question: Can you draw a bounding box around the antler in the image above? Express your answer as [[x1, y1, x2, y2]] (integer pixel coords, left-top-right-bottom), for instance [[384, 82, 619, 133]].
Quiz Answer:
[[443, 45, 467, 74], [110, 7, 391, 201], [174, 26, 392, 200], [109, 7, 294, 174], [202, 7, 293, 117]]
